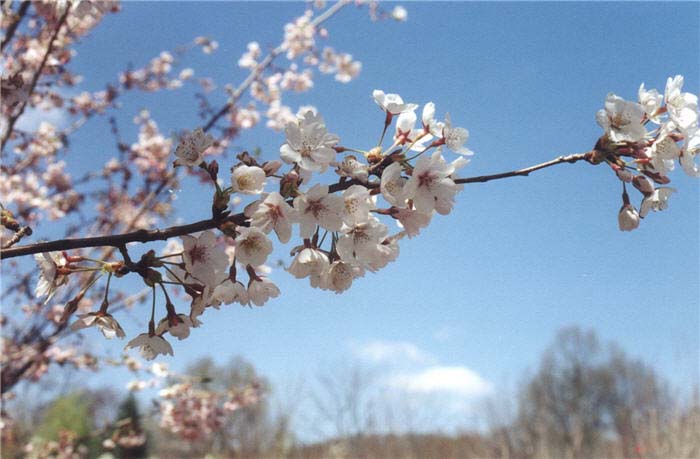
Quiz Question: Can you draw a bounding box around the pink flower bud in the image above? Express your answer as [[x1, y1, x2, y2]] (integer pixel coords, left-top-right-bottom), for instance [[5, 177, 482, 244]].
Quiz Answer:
[[618, 204, 640, 232]]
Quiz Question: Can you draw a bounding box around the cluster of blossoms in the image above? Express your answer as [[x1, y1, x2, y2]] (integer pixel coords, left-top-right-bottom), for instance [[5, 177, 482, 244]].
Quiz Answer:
[[592, 75, 699, 231], [117, 359, 262, 442], [34, 89, 470, 359], [1, 0, 413, 395], [158, 381, 261, 441]]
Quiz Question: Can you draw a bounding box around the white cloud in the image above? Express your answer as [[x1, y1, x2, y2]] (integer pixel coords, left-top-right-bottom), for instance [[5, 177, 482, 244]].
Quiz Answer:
[[352, 340, 436, 365], [387, 366, 493, 397]]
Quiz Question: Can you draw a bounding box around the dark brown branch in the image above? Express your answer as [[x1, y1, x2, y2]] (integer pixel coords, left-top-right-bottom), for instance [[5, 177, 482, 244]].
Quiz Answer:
[[1, 0, 31, 52]]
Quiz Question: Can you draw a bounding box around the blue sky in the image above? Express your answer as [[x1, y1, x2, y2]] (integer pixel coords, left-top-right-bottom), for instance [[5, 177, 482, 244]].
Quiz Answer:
[[15, 1, 699, 435]]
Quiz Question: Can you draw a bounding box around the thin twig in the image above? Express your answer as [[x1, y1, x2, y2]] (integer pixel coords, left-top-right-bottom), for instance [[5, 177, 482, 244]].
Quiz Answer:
[[201, 0, 350, 133], [1, 225, 33, 249], [1, 6, 71, 153], [454, 153, 592, 184]]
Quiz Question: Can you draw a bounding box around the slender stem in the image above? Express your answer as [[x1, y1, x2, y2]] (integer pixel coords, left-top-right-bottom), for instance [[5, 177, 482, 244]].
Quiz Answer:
[[454, 153, 591, 185], [99, 273, 113, 313]]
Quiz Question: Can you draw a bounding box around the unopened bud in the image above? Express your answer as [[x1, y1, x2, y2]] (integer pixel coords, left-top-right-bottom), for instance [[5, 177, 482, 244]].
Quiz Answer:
[[618, 204, 640, 232], [615, 168, 633, 183], [143, 268, 163, 287], [366, 146, 383, 165], [262, 160, 282, 176], [208, 160, 219, 179], [280, 170, 301, 198], [632, 175, 655, 195], [213, 190, 230, 213], [218, 221, 237, 237], [641, 169, 671, 185]]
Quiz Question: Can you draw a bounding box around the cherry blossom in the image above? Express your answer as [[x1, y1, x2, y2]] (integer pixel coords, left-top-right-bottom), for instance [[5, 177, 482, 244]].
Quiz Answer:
[[156, 314, 195, 340], [294, 184, 345, 237], [640, 187, 676, 217], [245, 192, 297, 243], [125, 333, 174, 360], [234, 227, 273, 267], [71, 312, 126, 339], [33, 252, 68, 302], [231, 165, 266, 194], [321, 260, 364, 294], [380, 162, 410, 207], [596, 93, 647, 143], [404, 151, 468, 215], [372, 90, 417, 115], [280, 110, 340, 172], [288, 247, 329, 280], [173, 127, 214, 167], [248, 277, 280, 306], [181, 231, 229, 288]]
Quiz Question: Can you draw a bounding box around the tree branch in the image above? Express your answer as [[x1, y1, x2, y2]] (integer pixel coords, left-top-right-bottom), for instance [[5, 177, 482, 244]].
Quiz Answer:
[[0, 0, 31, 52], [454, 152, 592, 185], [1, 5, 70, 153], [0, 152, 594, 261]]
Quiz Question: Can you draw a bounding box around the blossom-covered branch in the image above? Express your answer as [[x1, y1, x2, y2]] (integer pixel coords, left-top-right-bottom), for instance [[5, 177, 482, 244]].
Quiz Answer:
[[1, 152, 592, 260]]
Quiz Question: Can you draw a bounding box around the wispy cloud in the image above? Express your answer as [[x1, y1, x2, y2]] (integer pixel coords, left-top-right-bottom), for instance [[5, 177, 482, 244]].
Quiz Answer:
[[387, 366, 493, 397], [351, 340, 437, 365]]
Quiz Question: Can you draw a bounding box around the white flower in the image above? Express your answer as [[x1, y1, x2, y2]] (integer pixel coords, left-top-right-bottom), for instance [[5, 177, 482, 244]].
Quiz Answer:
[[125, 333, 174, 360], [212, 279, 249, 306], [394, 110, 417, 144], [380, 162, 409, 207], [173, 128, 214, 166], [245, 192, 297, 243], [441, 113, 473, 155], [231, 165, 266, 195], [665, 75, 699, 133], [248, 277, 280, 306], [34, 252, 68, 303], [280, 111, 339, 173], [181, 231, 229, 288], [639, 187, 676, 217], [372, 90, 417, 115], [394, 208, 432, 238], [321, 261, 364, 293], [334, 155, 369, 182], [647, 133, 680, 177], [235, 227, 273, 266], [391, 5, 407, 22], [404, 151, 467, 215], [680, 128, 700, 177], [293, 184, 344, 238], [618, 204, 640, 232], [342, 185, 374, 225], [336, 217, 390, 271], [71, 312, 125, 339], [638, 83, 663, 123], [189, 285, 214, 323], [287, 247, 329, 280], [155, 314, 194, 340], [596, 93, 647, 142]]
